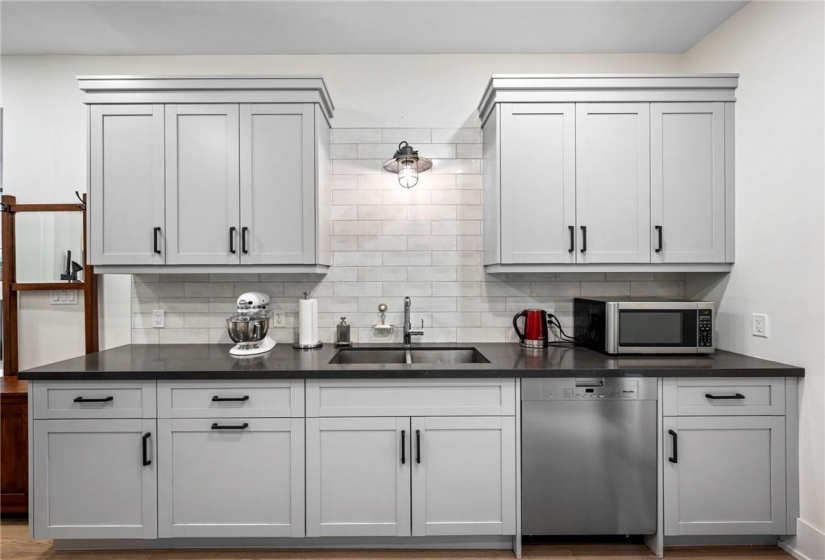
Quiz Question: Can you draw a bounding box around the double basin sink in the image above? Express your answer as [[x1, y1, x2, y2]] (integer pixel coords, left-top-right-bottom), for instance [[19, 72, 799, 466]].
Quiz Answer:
[[329, 346, 490, 365]]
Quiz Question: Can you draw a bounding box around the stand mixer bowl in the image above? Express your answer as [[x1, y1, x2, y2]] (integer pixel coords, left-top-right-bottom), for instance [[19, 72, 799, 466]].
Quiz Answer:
[[226, 312, 270, 344]]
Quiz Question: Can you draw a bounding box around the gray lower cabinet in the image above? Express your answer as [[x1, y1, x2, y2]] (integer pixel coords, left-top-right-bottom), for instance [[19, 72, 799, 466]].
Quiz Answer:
[[157, 417, 305, 538], [32, 419, 157, 539], [663, 415, 786, 536], [305, 415, 516, 538]]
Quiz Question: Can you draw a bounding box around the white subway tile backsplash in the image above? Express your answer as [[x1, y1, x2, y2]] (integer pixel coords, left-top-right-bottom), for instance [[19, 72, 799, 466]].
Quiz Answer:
[[133, 127, 685, 345]]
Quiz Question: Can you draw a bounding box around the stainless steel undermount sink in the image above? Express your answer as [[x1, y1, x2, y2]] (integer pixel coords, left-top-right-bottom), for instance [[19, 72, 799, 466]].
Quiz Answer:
[[329, 347, 490, 365]]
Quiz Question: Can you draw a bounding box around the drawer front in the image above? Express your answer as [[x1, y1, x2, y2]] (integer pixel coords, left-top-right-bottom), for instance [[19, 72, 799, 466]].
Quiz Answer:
[[157, 380, 304, 418], [306, 379, 516, 417], [32, 381, 156, 419], [663, 377, 786, 416]]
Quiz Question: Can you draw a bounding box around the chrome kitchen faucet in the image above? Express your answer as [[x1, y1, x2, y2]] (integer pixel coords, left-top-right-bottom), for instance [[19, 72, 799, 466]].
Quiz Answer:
[[403, 296, 424, 346]]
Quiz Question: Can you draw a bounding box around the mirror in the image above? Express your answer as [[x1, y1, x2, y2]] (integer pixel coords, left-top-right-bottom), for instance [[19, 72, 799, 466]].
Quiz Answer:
[[14, 212, 84, 284]]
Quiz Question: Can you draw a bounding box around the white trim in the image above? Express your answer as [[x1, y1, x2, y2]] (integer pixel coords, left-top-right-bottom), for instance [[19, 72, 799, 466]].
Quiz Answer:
[[484, 263, 732, 274], [93, 264, 329, 275], [779, 519, 825, 560]]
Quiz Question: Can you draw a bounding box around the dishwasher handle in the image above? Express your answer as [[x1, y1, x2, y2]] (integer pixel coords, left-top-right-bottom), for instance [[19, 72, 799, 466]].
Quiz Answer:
[[668, 429, 678, 464]]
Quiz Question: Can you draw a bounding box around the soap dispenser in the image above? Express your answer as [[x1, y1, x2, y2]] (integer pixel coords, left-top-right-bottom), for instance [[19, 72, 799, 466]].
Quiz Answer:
[[336, 317, 351, 347]]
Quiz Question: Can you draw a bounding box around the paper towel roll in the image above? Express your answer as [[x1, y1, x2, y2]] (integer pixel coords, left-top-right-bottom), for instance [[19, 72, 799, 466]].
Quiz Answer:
[[298, 299, 316, 346]]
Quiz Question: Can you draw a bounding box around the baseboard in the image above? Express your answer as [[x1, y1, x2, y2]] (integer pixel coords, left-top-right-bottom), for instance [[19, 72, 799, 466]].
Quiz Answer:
[[779, 519, 825, 560]]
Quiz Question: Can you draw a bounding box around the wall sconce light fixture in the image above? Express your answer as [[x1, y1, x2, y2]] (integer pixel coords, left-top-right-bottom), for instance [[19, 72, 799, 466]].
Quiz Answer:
[[382, 141, 432, 188]]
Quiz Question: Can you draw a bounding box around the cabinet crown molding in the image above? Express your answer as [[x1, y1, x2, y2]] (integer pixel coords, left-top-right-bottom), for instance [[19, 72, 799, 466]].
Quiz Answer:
[[78, 75, 334, 120], [478, 74, 739, 123]]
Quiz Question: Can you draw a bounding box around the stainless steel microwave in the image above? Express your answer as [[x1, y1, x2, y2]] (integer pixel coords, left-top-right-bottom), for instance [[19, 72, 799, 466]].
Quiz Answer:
[[573, 298, 714, 355]]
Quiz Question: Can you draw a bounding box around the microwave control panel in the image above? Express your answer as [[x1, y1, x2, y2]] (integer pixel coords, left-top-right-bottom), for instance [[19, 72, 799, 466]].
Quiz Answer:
[[698, 309, 713, 347]]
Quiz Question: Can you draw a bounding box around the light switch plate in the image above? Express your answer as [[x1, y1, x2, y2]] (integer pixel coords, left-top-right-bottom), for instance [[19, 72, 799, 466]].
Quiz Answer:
[[50, 290, 78, 305]]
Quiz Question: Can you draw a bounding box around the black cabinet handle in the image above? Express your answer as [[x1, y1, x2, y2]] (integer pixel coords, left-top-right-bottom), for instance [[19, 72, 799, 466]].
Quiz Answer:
[[668, 429, 678, 464], [153, 227, 162, 255], [73, 396, 114, 403], [568, 225, 575, 253], [211, 423, 249, 430], [229, 227, 237, 254], [655, 225, 663, 253], [415, 429, 421, 464], [241, 227, 249, 254], [580, 226, 587, 253], [142, 433, 151, 466], [211, 395, 249, 402], [705, 393, 746, 400], [401, 430, 406, 465]]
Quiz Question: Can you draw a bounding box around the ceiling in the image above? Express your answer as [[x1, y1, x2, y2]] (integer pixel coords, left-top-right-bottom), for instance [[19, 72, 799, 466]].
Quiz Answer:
[[1, 0, 747, 56]]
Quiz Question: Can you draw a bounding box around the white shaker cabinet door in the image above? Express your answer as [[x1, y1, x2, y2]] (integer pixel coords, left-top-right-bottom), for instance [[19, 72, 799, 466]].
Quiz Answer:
[[411, 416, 516, 537], [575, 103, 651, 263], [499, 103, 576, 264], [663, 416, 786, 536], [651, 103, 726, 263], [306, 417, 411, 537], [240, 104, 316, 264], [32, 419, 157, 539], [165, 104, 241, 265], [89, 105, 165, 265], [157, 418, 304, 538]]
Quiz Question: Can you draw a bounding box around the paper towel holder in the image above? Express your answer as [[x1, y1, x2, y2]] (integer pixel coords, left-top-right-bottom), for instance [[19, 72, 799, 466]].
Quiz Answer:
[[293, 291, 323, 350]]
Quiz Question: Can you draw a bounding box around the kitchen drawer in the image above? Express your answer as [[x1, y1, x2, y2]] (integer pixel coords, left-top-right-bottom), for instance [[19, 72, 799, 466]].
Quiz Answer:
[[306, 379, 516, 417], [32, 381, 156, 419], [157, 380, 304, 418], [663, 377, 786, 416]]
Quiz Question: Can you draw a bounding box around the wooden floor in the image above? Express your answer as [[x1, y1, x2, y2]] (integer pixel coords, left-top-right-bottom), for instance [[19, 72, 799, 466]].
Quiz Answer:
[[0, 520, 790, 560]]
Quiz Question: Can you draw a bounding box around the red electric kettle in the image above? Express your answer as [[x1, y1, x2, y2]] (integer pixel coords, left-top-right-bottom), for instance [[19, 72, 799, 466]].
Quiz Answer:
[[513, 309, 549, 348]]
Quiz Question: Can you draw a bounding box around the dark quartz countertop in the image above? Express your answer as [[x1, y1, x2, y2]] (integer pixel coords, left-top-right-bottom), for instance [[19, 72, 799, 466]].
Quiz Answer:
[[18, 343, 804, 381]]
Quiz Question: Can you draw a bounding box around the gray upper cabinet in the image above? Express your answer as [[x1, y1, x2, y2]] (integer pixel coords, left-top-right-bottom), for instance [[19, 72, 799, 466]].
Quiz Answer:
[[81, 76, 333, 273], [479, 74, 738, 273], [651, 103, 727, 263], [89, 105, 165, 266], [576, 103, 651, 264], [166, 104, 241, 265]]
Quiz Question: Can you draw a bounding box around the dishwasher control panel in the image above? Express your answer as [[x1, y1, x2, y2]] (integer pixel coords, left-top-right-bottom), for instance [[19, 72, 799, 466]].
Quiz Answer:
[[522, 377, 657, 401]]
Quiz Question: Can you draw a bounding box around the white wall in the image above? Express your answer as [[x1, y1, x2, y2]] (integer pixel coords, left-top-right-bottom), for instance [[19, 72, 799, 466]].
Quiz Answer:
[[684, 2, 825, 558], [1, 52, 682, 368]]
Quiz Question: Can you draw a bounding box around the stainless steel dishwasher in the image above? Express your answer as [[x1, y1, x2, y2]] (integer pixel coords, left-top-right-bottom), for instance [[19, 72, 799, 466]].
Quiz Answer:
[[521, 377, 657, 535]]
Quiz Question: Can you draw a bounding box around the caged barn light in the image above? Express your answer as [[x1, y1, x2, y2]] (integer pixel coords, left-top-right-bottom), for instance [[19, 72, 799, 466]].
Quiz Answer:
[[382, 141, 433, 188]]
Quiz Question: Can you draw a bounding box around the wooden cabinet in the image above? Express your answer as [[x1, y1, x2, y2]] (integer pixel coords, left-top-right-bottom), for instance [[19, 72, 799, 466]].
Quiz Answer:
[[651, 103, 727, 263], [89, 104, 165, 266], [157, 418, 304, 538], [479, 75, 738, 272], [663, 416, 786, 536], [1, 380, 28, 515], [82, 76, 333, 272], [32, 419, 157, 539], [304, 380, 518, 539], [306, 417, 411, 537]]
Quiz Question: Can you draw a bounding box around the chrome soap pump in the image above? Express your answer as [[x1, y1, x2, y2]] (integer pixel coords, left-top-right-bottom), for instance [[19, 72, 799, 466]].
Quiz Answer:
[[336, 317, 351, 347]]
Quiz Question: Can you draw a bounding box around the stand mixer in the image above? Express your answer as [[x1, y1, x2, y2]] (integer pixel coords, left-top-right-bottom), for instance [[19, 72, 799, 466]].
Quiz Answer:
[[226, 292, 276, 357]]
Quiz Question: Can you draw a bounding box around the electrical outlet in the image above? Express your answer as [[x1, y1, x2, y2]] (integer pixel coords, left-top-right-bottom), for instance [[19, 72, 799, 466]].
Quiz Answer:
[[272, 310, 286, 328], [152, 310, 165, 328], [752, 313, 768, 338]]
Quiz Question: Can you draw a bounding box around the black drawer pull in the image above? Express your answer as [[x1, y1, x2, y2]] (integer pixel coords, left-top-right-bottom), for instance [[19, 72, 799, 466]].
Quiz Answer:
[[580, 225, 587, 253], [568, 225, 575, 253], [668, 429, 678, 464], [415, 429, 421, 464], [211, 423, 249, 430], [73, 396, 114, 403], [655, 225, 663, 253], [142, 433, 152, 466], [401, 430, 406, 465], [705, 393, 746, 400], [153, 227, 162, 255], [241, 226, 249, 254], [211, 395, 250, 402]]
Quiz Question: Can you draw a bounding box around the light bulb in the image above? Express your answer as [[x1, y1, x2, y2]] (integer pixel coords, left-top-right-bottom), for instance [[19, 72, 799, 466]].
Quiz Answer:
[[398, 159, 418, 189]]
